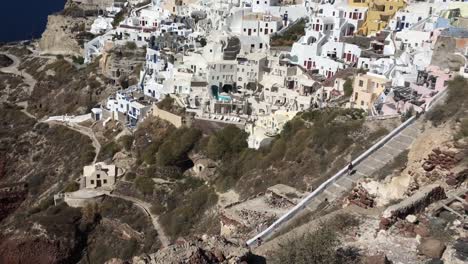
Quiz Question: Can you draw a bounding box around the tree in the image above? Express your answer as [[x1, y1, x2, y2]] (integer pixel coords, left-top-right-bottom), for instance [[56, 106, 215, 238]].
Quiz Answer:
[[344, 78, 353, 97], [205, 125, 248, 160], [156, 127, 202, 166]]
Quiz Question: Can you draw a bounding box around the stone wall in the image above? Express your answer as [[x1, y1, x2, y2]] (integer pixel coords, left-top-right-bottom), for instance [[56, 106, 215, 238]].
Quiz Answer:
[[152, 105, 185, 128]]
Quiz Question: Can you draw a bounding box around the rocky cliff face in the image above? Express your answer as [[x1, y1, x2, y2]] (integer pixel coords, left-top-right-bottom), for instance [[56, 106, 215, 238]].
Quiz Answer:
[[39, 15, 92, 56]]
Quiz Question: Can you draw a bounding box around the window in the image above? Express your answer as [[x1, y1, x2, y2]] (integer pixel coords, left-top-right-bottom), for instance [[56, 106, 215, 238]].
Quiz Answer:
[[97, 174, 100, 179], [390, 6, 393, 10], [254, 29, 256, 32], [104, 180, 107, 184], [271, 29, 273, 33], [91, 180, 95, 184], [361, 100, 364, 106], [257, 1, 259, 3], [359, 80, 364, 87], [259, 43, 263, 49]]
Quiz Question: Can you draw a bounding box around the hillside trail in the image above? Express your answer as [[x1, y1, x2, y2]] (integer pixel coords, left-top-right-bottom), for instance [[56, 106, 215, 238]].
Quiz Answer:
[[108, 193, 171, 247]]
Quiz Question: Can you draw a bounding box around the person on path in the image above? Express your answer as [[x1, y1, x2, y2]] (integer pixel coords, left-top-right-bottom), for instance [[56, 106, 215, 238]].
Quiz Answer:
[[347, 162, 354, 176]]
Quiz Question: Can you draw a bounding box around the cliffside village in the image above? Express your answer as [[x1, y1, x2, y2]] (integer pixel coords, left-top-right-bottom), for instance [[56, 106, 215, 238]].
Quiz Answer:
[[2, 0, 468, 262], [76, 0, 467, 150]]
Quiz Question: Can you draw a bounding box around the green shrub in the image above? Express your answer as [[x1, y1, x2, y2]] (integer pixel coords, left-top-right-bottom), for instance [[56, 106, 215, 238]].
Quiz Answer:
[[72, 56, 85, 65], [119, 135, 134, 151], [135, 176, 154, 196], [157, 127, 202, 166], [100, 141, 121, 160], [63, 181, 80, 193], [160, 185, 218, 239], [272, 225, 339, 264], [125, 41, 137, 50], [125, 171, 137, 181], [112, 9, 126, 27]]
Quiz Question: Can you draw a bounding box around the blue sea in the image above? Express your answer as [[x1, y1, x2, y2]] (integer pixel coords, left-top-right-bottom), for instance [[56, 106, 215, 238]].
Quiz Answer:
[[0, 0, 66, 43]]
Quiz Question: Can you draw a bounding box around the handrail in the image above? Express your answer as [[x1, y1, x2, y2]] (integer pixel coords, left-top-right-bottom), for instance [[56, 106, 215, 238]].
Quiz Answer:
[[246, 115, 417, 245]]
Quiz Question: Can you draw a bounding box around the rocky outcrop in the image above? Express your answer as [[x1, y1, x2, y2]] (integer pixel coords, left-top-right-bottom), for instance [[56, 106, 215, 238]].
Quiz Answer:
[[0, 183, 28, 222], [380, 184, 446, 229], [129, 236, 252, 264], [422, 148, 463, 172]]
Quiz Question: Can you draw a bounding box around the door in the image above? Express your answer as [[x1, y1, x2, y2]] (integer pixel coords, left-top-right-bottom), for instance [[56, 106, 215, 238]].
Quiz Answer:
[[248, 29, 252, 35], [96, 180, 102, 188]]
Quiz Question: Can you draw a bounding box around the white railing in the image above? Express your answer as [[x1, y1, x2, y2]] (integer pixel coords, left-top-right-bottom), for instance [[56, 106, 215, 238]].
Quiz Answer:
[[246, 115, 417, 245]]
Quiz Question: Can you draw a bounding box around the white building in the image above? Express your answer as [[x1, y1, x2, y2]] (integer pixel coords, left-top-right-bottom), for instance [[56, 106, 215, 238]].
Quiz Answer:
[[83, 162, 124, 189]]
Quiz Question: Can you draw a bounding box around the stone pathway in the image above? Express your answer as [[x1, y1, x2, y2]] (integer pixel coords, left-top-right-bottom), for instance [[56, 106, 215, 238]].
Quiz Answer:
[[247, 117, 424, 246], [46, 120, 102, 164], [303, 120, 423, 213]]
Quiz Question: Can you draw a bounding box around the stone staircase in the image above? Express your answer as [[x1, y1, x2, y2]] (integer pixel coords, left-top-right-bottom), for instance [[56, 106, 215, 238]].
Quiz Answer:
[[305, 120, 423, 212]]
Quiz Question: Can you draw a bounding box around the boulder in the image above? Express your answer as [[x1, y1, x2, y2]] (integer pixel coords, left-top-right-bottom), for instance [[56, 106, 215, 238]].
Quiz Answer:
[[362, 253, 392, 264], [406, 214, 418, 223], [418, 239, 446, 259]]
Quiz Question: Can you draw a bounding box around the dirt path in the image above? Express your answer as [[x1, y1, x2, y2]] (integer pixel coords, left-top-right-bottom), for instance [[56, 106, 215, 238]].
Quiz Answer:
[[0, 52, 37, 94], [46, 120, 102, 164], [108, 193, 171, 247]]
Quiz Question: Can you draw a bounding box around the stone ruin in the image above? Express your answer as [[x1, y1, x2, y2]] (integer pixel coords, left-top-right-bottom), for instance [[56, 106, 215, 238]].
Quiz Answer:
[[422, 148, 463, 172], [347, 183, 376, 209], [121, 236, 252, 264], [380, 184, 446, 230]]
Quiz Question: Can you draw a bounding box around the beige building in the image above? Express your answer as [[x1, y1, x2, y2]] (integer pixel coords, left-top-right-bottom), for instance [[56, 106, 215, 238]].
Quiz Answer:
[[349, 73, 389, 111], [83, 162, 123, 189]]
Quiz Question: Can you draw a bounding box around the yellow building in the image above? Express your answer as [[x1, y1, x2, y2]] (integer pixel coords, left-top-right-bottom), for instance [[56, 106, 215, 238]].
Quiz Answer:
[[349, 0, 406, 35], [349, 73, 389, 111]]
